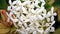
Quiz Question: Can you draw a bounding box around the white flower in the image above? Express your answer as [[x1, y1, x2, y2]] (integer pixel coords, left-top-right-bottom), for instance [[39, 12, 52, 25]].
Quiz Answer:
[[50, 7, 57, 16], [7, 0, 57, 34], [50, 27, 55, 32]]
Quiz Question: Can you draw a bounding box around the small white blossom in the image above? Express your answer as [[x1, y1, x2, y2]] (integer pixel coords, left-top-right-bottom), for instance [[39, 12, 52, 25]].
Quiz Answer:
[[50, 27, 55, 32], [7, 0, 57, 34]]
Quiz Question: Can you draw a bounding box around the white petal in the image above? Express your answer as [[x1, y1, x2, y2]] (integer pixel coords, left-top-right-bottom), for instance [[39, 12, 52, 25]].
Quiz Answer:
[[51, 7, 54, 12], [36, 8, 43, 14], [33, 31, 36, 34], [13, 19, 19, 22], [40, 0, 45, 2], [7, 6, 11, 10], [51, 16, 54, 21], [41, 2, 45, 7], [45, 23, 49, 27], [37, 29, 43, 34], [16, 7, 21, 11], [22, 1, 27, 5], [35, 22, 40, 27], [50, 27, 55, 32], [37, 15, 44, 20], [31, 9, 36, 14], [47, 18, 50, 22], [17, 1, 21, 6], [51, 21, 55, 25], [22, 6, 28, 14], [44, 28, 50, 34], [24, 23, 28, 27], [53, 13, 57, 16], [12, 1, 17, 5], [24, 19, 30, 22], [18, 21, 22, 26], [9, 0, 12, 5], [26, 27, 30, 31], [42, 14, 46, 18], [46, 11, 51, 18]]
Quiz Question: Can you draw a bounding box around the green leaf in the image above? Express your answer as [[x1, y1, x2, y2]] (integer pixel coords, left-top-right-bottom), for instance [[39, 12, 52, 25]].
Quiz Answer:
[[44, 3, 52, 11], [53, 0, 60, 8], [44, 0, 55, 11], [53, 28, 60, 34], [0, 0, 7, 10]]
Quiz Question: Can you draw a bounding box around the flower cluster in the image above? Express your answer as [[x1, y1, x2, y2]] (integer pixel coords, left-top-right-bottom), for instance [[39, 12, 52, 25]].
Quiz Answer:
[[7, 0, 57, 34]]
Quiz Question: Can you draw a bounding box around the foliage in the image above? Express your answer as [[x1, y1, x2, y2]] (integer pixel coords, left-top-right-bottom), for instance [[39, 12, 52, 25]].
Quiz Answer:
[[0, 0, 7, 10], [53, 0, 60, 8], [44, 0, 54, 11], [53, 28, 60, 34]]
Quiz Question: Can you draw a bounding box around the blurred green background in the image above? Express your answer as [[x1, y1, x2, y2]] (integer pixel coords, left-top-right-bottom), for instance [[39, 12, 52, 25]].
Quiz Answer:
[[0, 0, 60, 34]]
